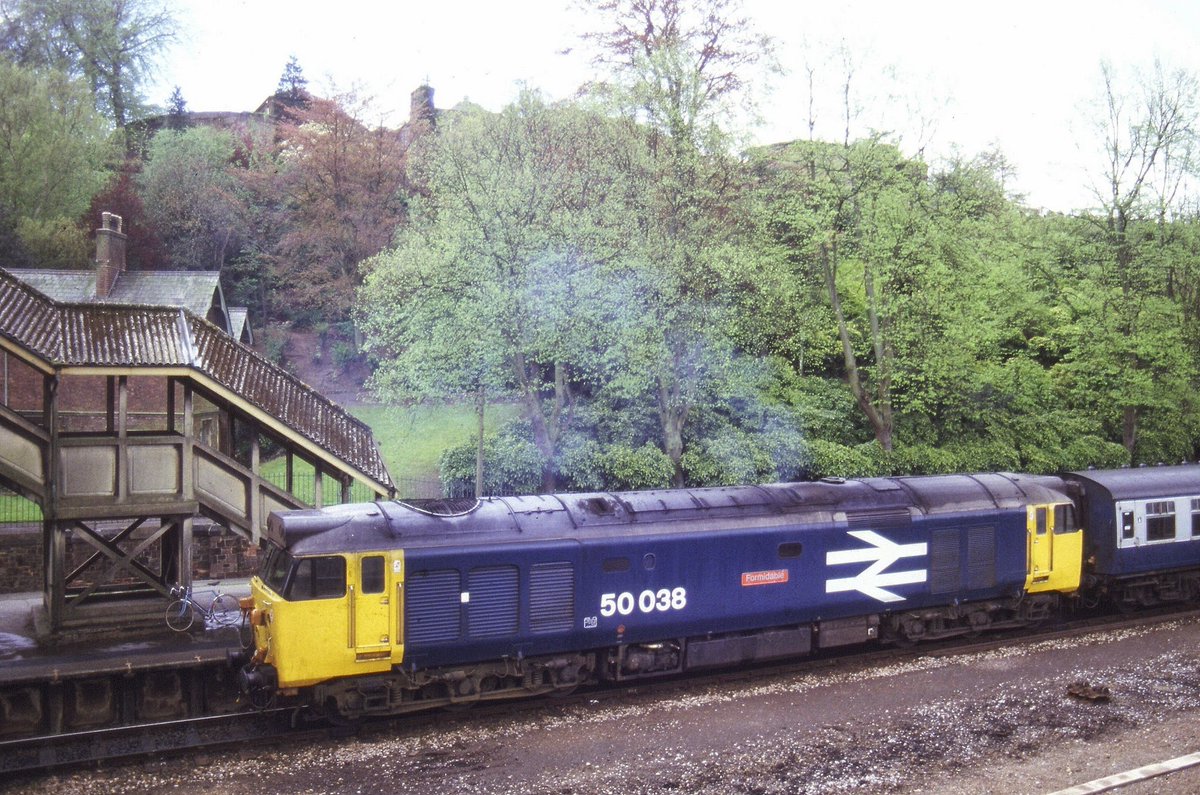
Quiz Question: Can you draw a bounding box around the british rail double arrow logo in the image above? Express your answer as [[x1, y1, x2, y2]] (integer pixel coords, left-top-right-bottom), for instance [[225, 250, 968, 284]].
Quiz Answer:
[[825, 530, 928, 603]]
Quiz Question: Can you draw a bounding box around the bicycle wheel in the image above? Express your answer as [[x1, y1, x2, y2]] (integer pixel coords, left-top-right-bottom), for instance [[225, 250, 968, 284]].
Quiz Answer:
[[209, 593, 241, 627], [165, 599, 195, 632]]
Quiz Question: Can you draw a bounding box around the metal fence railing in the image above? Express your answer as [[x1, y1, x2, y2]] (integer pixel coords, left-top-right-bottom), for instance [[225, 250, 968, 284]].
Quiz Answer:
[[0, 489, 41, 524]]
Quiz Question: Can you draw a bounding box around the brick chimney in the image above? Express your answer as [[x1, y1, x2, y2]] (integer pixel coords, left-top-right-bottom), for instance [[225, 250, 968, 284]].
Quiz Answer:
[[95, 211, 126, 299]]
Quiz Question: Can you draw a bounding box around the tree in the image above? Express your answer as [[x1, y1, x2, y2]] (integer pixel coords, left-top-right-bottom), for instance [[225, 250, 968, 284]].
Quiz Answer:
[[0, 0, 177, 127], [270, 89, 410, 323], [360, 95, 642, 492], [138, 126, 243, 270], [274, 55, 309, 109], [84, 159, 165, 270], [578, 0, 773, 142], [577, 0, 772, 484], [166, 84, 187, 130], [0, 60, 111, 222], [1080, 60, 1200, 457]]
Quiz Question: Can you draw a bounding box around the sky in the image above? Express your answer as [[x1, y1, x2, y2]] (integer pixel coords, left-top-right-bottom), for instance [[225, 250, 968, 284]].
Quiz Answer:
[[152, 0, 1200, 213]]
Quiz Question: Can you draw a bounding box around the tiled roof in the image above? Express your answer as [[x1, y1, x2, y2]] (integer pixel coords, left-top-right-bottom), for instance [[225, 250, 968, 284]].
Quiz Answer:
[[0, 268, 392, 492], [229, 307, 252, 343], [7, 268, 220, 319]]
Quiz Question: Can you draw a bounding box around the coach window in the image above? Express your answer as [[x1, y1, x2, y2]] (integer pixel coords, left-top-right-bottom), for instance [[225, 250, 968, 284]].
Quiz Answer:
[[1121, 511, 1135, 541], [1146, 501, 1176, 542], [287, 555, 346, 600], [1191, 499, 1200, 538], [361, 556, 385, 594]]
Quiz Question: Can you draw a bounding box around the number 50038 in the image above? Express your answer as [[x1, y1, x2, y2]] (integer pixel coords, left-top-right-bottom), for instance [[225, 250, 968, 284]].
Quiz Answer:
[[600, 587, 687, 617]]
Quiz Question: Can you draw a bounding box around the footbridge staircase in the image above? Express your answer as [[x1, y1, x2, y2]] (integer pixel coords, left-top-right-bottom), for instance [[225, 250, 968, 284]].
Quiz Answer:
[[0, 269, 395, 634]]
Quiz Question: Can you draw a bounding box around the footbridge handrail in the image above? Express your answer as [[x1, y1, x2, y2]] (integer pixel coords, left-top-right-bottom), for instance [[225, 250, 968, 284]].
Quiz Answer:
[[0, 268, 393, 495]]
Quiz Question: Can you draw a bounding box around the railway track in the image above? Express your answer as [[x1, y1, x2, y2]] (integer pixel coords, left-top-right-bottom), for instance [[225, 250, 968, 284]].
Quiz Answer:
[[6, 605, 1198, 779]]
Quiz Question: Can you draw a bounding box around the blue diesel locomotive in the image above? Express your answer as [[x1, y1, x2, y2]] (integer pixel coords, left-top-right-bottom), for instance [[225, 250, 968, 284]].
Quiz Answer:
[[239, 465, 1200, 719]]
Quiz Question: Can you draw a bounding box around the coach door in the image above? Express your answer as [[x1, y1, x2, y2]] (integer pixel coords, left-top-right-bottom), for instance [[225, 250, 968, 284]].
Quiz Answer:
[[1026, 503, 1083, 594], [352, 553, 394, 659]]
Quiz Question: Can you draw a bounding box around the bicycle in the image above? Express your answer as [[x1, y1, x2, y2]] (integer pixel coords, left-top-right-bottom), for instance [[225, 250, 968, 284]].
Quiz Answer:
[[165, 584, 242, 632]]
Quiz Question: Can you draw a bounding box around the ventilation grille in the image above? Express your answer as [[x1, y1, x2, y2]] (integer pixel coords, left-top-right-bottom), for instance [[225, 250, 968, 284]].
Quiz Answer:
[[468, 565, 519, 637], [530, 562, 575, 633], [845, 508, 912, 529], [966, 525, 996, 589], [405, 569, 461, 644], [930, 528, 961, 594]]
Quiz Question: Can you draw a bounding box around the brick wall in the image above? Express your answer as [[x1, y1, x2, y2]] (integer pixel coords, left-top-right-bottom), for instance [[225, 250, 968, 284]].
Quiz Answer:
[[0, 529, 41, 592], [0, 523, 260, 594]]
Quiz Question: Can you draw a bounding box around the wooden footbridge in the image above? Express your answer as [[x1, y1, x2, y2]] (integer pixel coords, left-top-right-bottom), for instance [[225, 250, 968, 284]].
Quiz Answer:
[[0, 268, 394, 635]]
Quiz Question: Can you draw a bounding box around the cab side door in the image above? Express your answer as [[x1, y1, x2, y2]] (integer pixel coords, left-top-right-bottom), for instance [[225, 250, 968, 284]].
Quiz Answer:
[[352, 553, 394, 659]]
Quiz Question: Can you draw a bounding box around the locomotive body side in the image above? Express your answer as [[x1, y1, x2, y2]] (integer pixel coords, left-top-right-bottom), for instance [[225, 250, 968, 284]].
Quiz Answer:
[[240, 473, 1084, 716]]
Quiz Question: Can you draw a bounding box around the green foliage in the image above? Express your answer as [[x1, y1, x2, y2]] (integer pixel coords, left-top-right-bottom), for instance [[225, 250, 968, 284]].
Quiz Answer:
[[259, 323, 290, 367], [802, 440, 876, 480], [138, 126, 242, 270], [0, 0, 178, 127], [1062, 435, 1131, 470], [16, 215, 88, 269], [0, 61, 112, 225], [439, 425, 544, 496], [331, 341, 359, 371], [596, 444, 675, 490]]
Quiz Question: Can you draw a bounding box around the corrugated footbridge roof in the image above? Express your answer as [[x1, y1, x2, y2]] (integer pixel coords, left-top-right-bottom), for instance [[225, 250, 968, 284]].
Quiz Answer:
[[0, 268, 393, 492]]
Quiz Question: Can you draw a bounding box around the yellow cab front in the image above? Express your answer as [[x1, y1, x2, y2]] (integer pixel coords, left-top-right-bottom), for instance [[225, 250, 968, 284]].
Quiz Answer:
[[248, 542, 405, 690]]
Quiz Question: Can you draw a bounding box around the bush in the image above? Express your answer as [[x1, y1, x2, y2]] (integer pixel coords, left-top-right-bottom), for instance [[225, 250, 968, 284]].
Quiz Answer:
[[943, 440, 1022, 473], [331, 340, 360, 370], [803, 439, 876, 479], [556, 437, 605, 492], [439, 426, 543, 496], [259, 323, 291, 368], [889, 444, 960, 476], [598, 444, 674, 490], [1062, 435, 1130, 470]]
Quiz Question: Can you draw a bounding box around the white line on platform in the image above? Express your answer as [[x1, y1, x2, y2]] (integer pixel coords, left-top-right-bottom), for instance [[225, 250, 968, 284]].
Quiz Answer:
[[1046, 750, 1200, 795]]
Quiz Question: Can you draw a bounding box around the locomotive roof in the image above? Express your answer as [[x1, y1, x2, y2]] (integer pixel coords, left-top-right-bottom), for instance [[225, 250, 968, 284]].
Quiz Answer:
[[267, 472, 1071, 556], [1065, 464, 1200, 501]]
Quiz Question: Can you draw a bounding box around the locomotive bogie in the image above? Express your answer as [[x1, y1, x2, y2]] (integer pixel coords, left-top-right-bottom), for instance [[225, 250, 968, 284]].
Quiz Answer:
[[311, 652, 597, 719]]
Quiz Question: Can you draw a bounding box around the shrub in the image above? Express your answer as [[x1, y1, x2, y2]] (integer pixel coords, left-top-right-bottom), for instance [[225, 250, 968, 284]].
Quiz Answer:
[[598, 444, 674, 490], [803, 439, 875, 479], [439, 427, 543, 496]]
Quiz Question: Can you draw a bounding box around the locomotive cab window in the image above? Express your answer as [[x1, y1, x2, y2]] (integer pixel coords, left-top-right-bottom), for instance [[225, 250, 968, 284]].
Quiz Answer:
[[1191, 498, 1200, 538], [287, 555, 346, 601], [262, 545, 294, 595], [1054, 504, 1077, 534], [361, 556, 385, 594]]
